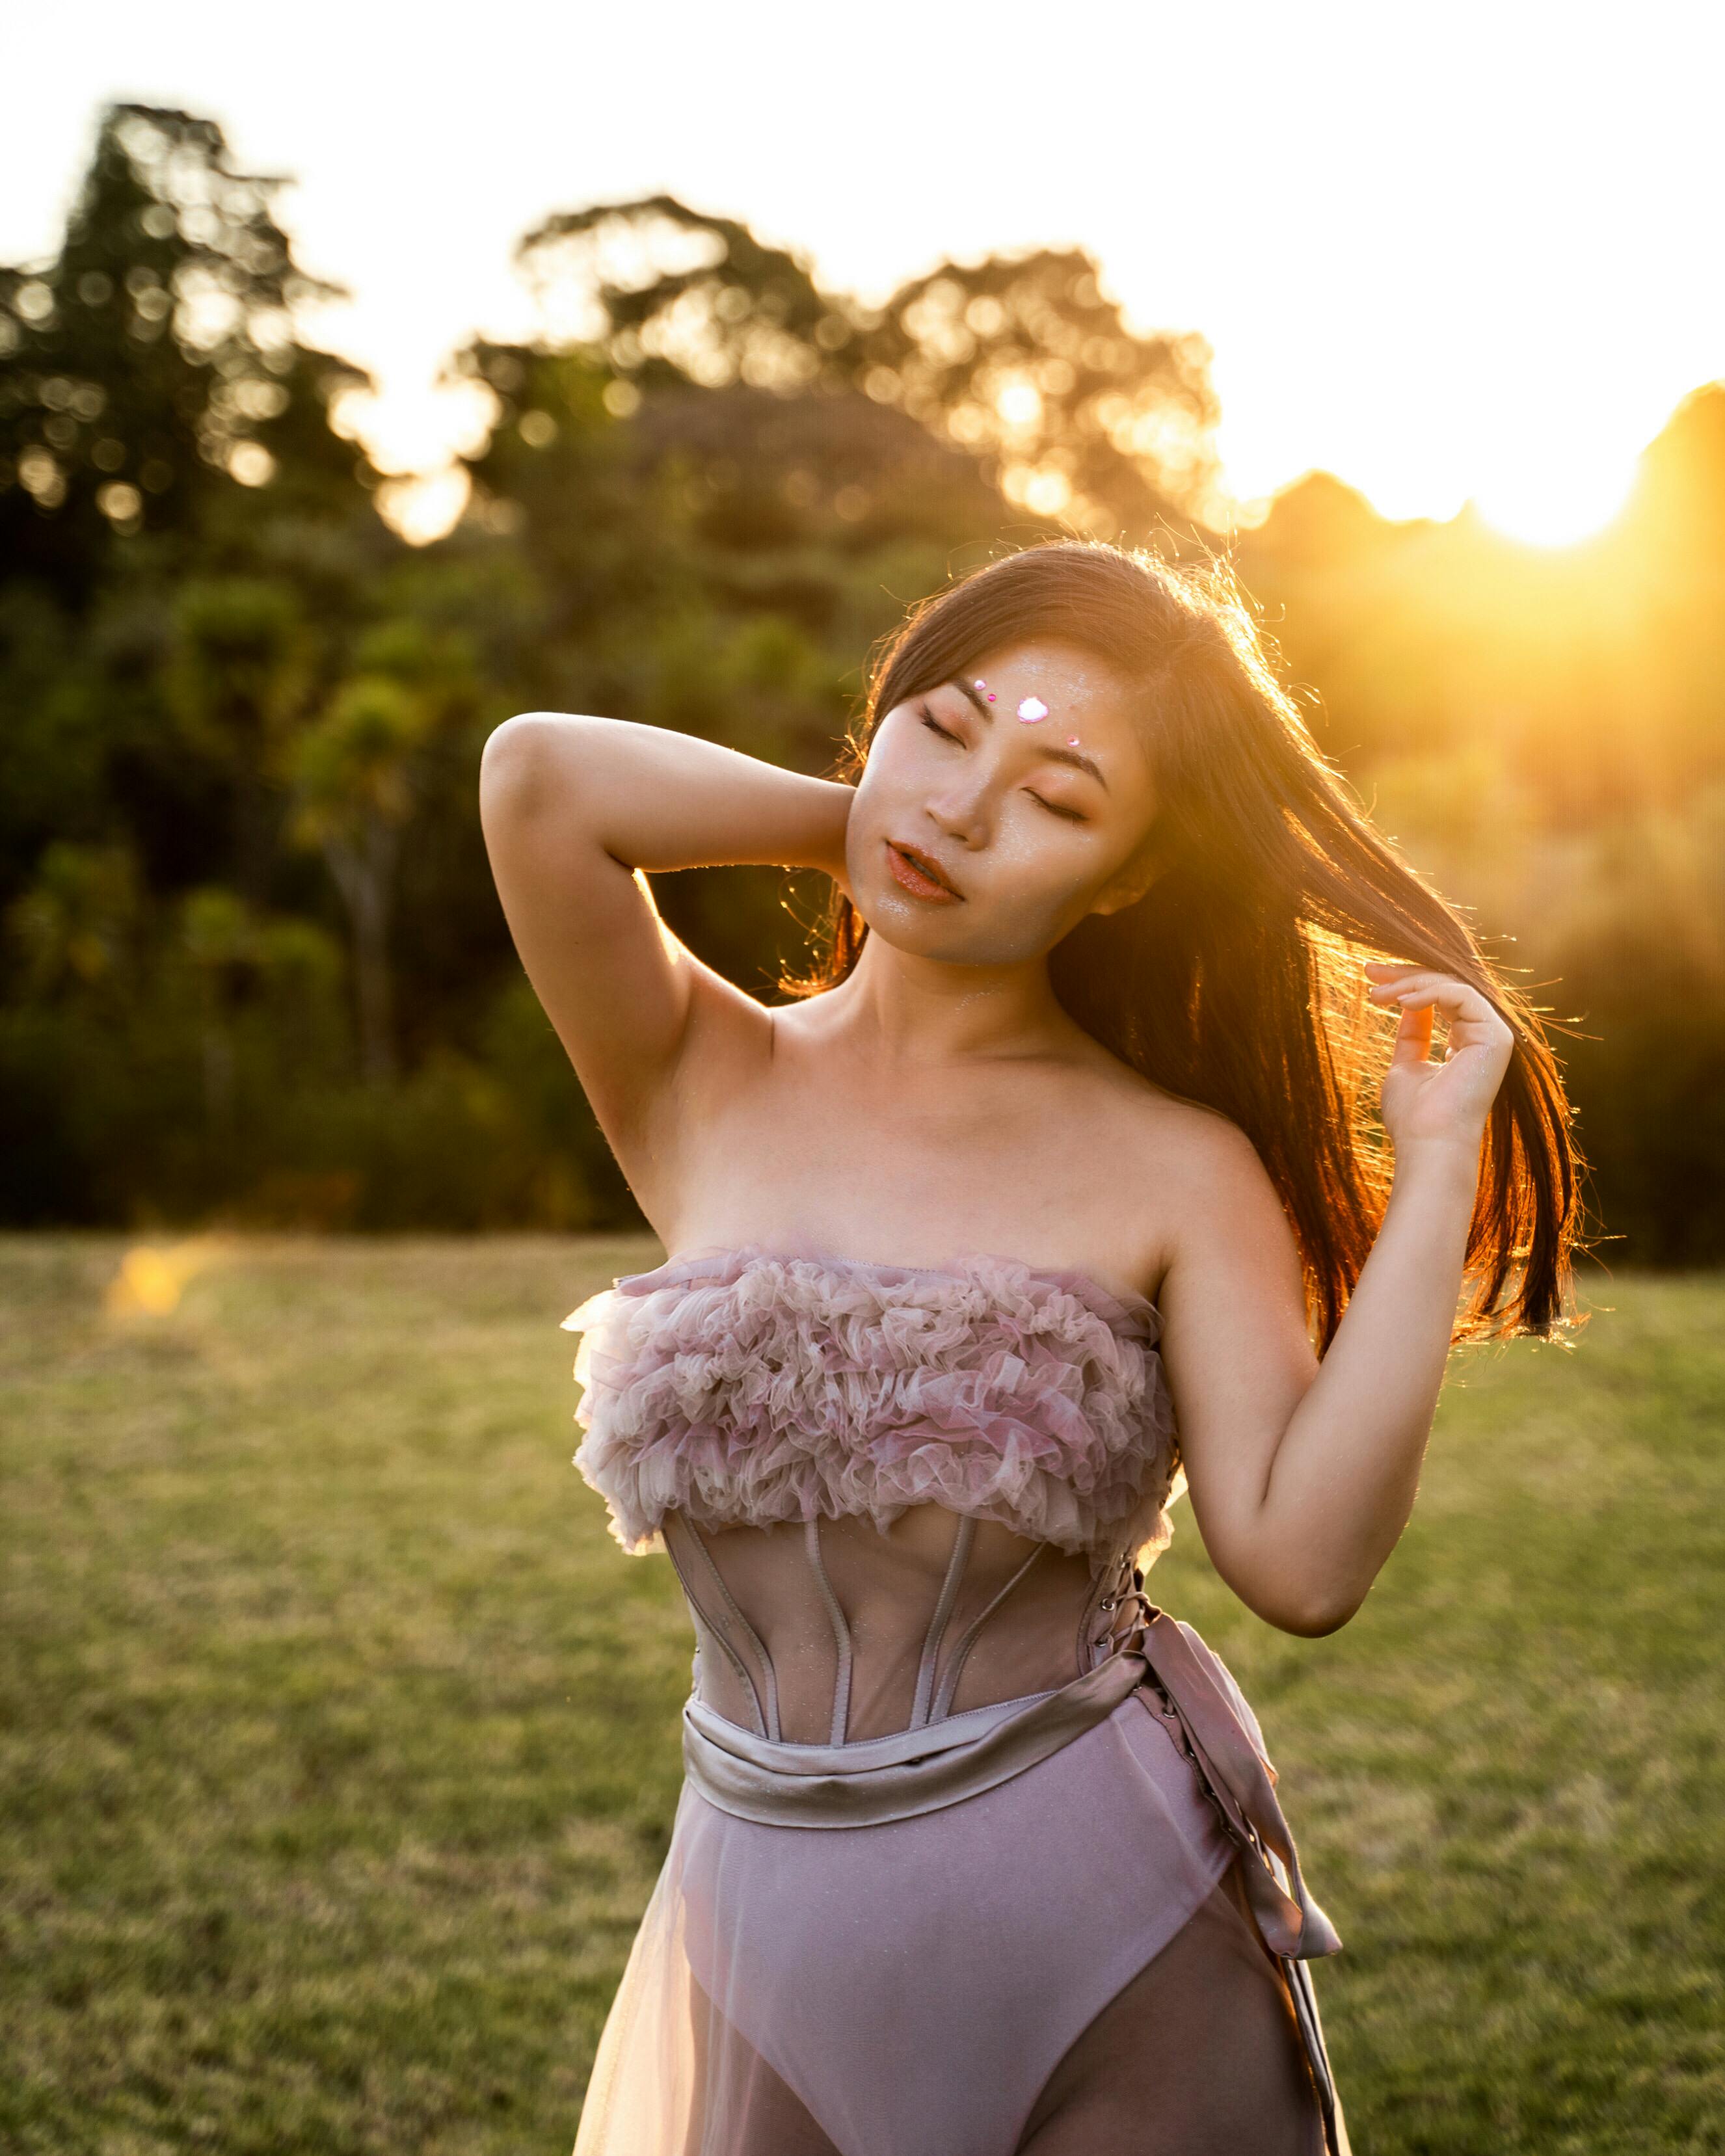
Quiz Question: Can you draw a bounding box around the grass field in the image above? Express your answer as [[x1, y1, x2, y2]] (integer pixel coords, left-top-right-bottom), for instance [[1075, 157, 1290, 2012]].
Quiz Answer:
[[3, 1234, 1722, 2154]]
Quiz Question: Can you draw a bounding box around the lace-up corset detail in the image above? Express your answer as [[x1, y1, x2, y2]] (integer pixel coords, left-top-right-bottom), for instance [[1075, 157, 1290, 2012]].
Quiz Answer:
[[563, 1243, 1183, 1577]]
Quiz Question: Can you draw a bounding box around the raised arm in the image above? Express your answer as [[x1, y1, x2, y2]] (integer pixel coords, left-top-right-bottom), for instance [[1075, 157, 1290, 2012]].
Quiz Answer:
[[478, 712, 853, 1207], [1152, 963, 1518, 1637]]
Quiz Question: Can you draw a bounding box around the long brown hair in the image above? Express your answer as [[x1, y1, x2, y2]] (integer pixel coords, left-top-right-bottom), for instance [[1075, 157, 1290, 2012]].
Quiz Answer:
[[782, 540, 1588, 1350]]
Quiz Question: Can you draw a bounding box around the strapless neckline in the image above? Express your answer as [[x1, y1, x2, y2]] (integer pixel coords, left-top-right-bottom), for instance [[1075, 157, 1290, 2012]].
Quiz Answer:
[[565, 1237, 1182, 1575], [612, 1241, 1161, 1334]]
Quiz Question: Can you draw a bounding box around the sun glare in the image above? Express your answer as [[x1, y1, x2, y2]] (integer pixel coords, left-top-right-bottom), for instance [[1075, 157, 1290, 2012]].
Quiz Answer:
[[1473, 459, 1640, 550]]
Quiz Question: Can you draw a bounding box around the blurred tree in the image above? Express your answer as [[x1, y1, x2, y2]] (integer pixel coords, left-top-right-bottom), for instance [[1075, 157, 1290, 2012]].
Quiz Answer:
[[1608, 384, 1725, 791], [442, 339, 693, 662], [1533, 793, 1725, 1263], [177, 884, 263, 1138], [163, 577, 311, 905], [5, 838, 140, 1007], [289, 646, 449, 1084], [622, 381, 1002, 596], [511, 196, 1222, 542], [0, 102, 386, 606], [1624, 382, 1725, 564], [0, 583, 111, 894], [850, 251, 1222, 540], [515, 196, 840, 397]]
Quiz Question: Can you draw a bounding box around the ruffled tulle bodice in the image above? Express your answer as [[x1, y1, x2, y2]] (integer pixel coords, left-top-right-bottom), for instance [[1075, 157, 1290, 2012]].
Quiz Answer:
[[562, 1244, 1186, 1747], [562, 1244, 1184, 1575]]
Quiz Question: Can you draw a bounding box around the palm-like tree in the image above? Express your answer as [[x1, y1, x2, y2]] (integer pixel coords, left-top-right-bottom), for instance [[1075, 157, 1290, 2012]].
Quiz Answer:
[[290, 674, 429, 1085]]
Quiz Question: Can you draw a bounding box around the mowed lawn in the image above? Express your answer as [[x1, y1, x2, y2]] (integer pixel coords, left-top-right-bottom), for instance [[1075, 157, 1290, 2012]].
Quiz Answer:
[[3, 1236, 1722, 2155]]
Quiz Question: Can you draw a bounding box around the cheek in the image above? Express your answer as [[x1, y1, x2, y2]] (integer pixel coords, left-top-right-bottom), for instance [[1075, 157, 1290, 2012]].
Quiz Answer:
[[857, 842, 1093, 966], [976, 855, 1095, 953], [842, 769, 889, 879]]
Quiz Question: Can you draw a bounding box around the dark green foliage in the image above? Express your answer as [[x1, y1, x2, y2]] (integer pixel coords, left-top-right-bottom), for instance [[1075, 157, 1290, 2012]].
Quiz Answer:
[[3, 111, 1724, 1255]]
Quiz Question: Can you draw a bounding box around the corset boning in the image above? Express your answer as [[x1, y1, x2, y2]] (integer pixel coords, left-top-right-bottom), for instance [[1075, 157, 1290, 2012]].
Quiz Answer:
[[663, 1505, 1140, 1746], [563, 1245, 1183, 1746]]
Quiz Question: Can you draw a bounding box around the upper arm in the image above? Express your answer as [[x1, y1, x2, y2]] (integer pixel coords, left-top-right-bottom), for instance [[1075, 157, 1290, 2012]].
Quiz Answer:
[[477, 713, 763, 1191], [1151, 1113, 1323, 1620]]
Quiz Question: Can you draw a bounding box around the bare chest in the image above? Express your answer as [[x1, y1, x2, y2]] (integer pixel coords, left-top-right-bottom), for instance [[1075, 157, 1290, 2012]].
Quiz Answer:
[[662, 1051, 1168, 1300]]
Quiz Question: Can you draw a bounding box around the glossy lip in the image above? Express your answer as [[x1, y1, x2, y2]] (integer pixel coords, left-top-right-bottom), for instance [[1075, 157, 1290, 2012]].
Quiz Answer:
[[885, 839, 964, 901]]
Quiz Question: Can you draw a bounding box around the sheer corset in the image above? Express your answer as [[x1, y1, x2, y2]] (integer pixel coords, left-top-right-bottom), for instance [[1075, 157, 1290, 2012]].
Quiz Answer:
[[663, 1503, 1132, 1747]]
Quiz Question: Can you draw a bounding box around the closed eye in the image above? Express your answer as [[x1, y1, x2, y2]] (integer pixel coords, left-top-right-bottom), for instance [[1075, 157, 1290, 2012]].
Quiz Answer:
[[922, 702, 1086, 819]]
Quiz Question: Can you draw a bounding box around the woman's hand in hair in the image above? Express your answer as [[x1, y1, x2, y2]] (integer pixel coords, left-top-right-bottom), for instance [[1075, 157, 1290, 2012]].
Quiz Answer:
[[1363, 961, 1516, 1154]]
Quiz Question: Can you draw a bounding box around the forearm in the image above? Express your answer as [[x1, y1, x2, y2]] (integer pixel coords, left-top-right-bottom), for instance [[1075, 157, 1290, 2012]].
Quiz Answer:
[[481, 711, 853, 880], [1252, 1137, 1482, 1628]]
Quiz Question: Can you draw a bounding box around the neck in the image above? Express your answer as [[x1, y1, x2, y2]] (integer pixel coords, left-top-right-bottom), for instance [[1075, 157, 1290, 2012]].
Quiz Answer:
[[814, 931, 1076, 1066]]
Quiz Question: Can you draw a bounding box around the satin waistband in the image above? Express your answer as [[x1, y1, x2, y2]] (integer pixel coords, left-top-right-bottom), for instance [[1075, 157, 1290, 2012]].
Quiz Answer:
[[682, 1649, 1148, 1830]]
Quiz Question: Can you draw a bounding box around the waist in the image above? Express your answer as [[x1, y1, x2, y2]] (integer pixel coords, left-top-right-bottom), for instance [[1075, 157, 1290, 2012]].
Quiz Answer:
[[682, 1642, 1153, 1828], [665, 1506, 1117, 1746], [682, 1600, 1348, 1969]]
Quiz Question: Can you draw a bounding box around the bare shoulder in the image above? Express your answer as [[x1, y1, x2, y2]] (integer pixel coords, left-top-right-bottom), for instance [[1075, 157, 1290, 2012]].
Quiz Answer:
[[1120, 1089, 1307, 1342], [1082, 1050, 1267, 1189], [1077, 1056, 1288, 1292]]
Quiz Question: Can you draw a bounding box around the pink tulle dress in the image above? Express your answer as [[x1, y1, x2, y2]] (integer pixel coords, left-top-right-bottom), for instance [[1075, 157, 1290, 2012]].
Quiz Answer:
[[561, 1244, 1350, 2156]]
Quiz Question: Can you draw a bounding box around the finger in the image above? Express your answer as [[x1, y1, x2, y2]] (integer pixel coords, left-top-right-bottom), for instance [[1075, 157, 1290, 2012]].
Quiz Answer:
[[1366, 968, 1451, 1003], [1390, 998, 1436, 1066], [1395, 990, 1514, 1065], [1371, 972, 1496, 1027]]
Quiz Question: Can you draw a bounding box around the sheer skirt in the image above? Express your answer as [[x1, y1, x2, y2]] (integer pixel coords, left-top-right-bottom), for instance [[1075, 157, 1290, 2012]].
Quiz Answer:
[[572, 1505, 1340, 2156]]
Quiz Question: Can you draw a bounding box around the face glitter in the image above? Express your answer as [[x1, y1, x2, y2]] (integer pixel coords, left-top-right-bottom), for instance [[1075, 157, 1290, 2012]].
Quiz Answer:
[[1016, 696, 1049, 724]]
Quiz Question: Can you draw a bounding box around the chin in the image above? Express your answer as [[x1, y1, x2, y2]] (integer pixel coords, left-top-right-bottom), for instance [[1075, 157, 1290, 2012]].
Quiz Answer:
[[854, 879, 1066, 968]]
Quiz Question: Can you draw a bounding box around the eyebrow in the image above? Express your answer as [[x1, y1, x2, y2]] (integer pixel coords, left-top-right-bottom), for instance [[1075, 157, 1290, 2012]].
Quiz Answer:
[[946, 678, 1111, 793]]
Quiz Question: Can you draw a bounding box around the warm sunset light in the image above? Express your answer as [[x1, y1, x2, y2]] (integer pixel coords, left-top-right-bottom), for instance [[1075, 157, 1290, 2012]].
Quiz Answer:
[[1472, 460, 1641, 549], [4, 1, 1718, 547], [7, 10, 1725, 2149]]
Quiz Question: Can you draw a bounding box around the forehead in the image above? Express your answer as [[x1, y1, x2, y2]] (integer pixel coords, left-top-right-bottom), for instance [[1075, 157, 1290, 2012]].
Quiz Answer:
[[936, 637, 1153, 788], [950, 637, 1138, 725]]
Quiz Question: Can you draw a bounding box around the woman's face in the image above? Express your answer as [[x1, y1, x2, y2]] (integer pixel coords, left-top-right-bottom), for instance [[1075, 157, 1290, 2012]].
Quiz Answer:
[[846, 637, 1162, 966]]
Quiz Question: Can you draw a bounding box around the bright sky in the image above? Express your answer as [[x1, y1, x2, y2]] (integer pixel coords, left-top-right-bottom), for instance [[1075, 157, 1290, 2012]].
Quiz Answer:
[[5, 0, 1720, 546]]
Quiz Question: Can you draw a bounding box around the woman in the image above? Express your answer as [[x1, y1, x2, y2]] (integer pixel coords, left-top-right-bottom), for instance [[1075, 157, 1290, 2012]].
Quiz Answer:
[[479, 540, 1583, 2155]]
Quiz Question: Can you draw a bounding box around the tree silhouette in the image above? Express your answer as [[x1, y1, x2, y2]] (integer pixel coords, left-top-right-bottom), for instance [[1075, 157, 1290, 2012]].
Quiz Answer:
[[0, 101, 385, 607], [291, 675, 427, 1085], [510, 194, 1221, 542]]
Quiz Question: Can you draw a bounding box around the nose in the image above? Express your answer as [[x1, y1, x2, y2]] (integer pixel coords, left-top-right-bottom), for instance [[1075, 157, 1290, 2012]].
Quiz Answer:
[[924, 767, 993, 848]]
